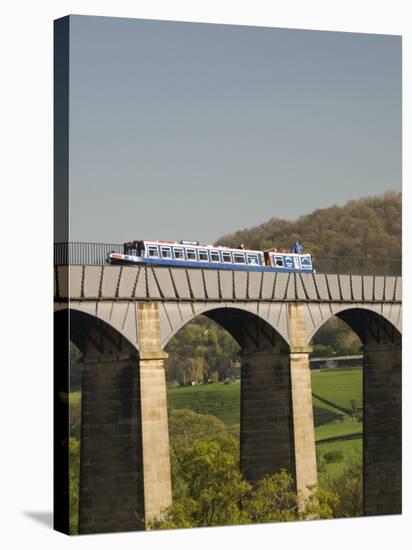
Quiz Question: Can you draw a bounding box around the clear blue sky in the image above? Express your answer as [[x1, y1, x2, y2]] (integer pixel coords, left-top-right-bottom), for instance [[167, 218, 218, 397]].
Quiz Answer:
[[67, 15, 401, 244]]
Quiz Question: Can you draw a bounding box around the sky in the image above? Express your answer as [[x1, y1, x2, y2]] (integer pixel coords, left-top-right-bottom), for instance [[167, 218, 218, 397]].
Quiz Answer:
[[67, 15, 401, 244]]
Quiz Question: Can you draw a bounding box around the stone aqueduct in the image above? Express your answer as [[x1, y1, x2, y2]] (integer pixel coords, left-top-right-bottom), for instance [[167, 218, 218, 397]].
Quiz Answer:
[[54, 264, 402, 533]]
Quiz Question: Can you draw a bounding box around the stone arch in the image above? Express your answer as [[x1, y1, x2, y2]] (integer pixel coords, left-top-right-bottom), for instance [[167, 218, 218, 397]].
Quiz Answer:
[[55, 306, 139, 359], [305, 303, 402, 345], [55, 301, 140, 352], [308, 305, 401, 517], [165, 305, 289, 351], [162, 304, 317, 493], [159, 302, 291, 350]]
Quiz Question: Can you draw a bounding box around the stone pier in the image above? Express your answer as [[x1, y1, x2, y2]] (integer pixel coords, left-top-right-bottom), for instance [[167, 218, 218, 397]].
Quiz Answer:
[[137, 304, 172, 523], [78, 303, 172, 533], [363, 342, 402, 515], [240, 348, 295, 482], [288, 304, 318, 501], [78, 356, 144, 534], [240, 304, 318, 500]]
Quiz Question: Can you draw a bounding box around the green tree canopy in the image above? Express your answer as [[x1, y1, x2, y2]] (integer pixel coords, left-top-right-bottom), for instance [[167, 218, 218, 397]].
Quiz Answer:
[[216, 192, 401, 260], [165, 316, 239, 384], [150, 409, 338, 530], [323, 452, 363, 518]]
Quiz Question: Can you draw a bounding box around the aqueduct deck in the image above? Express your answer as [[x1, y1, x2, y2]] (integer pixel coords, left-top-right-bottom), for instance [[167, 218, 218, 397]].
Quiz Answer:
[[55, 265, 401, 347]]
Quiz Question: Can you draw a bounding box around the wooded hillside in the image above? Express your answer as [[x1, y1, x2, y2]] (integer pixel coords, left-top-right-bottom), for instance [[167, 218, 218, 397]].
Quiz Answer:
[[216, 192, 401, 259]]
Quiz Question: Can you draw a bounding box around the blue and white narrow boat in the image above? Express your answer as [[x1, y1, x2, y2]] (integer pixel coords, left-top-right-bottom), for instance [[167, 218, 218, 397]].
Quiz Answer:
[[107, 240, 314, 273]]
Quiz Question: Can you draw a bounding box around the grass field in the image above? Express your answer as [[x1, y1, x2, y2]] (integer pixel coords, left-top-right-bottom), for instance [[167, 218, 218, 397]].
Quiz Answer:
[[311, 368, 363, 411], [317, 437, 362, 479], [315, 415, 362, 441], [70, 369, 362, 432], [167, 381, 241, 425], [167, 368, 363, 430]]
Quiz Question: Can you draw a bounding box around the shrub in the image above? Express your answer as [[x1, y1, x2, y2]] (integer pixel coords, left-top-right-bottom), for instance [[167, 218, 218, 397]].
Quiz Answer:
[[323, 450, 344, 464], [210, 371, 219, 383], [324, 453, 363, 517]]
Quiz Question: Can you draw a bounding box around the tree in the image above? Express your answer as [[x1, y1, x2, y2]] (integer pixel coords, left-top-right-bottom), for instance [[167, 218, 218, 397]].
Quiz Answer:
[[150, 409, 339, 530], [149, 460, 338, 529], [69, 437, 80, 534], [311, 316, 362, 358], [215, 192, 401, 267], [165, 316, 240, 385], [323, 452, 363, 517], [185, 356, 206, 384], [244, 470, 299, 523], [149, 439, 251, 529], [168, 408, 238, 456]]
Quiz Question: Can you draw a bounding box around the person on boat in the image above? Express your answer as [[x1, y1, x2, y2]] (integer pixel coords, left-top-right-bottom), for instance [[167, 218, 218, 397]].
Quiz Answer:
[[293, 241, 303, 254]]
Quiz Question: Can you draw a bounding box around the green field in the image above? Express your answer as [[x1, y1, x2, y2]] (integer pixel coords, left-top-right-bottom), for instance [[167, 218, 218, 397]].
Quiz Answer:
[[317, 437, 362, 479], [167, 368, 363, 431], [167, 368, 363, 480], [70, 369, 362, 432], [167, 381, 241, 426], [315, 415, 361, 441], [311, 368, 363, 411], [167, 380, 349, 430]]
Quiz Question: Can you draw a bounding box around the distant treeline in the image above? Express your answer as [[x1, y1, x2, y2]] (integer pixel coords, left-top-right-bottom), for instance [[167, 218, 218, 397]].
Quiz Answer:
[[216, 192, 401, 260], [165, 316, 239, 385]]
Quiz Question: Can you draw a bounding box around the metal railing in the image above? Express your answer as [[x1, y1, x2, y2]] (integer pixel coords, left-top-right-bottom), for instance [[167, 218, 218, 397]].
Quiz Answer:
[[54, 242, 401, 276], [54, 242, 123, 266], [312, 255, 401, 276]]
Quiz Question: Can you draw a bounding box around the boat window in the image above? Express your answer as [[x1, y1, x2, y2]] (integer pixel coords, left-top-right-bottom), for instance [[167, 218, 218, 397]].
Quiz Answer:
[[161, 247, 172, 259], [247, 254, 259, 265], [300, 255, 312, 269], [274, 256, 284, 267], [198, 250, 209, 261], [148, 246, 159, 258], [186, 249, 197, 261], [174, 248, 184, 260], [123, 242, 135, 255], [233, 252, 246, 264], [222, 251, 232, 263], [284, 256, 294, 269], [210, 250, 220, 262]]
